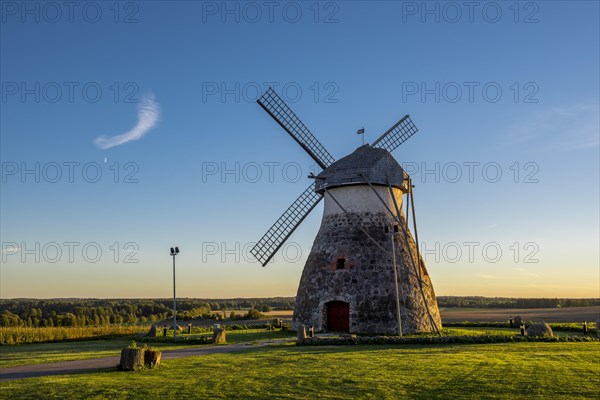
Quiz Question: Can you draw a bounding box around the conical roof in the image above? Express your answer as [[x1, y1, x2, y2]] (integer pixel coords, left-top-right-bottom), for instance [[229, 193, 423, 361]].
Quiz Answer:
[[315, 145, 407, 194]]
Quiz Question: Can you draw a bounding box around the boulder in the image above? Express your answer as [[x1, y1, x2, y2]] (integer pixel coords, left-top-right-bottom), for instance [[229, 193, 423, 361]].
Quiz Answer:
[[213, 327, 226, 344], [596, 320, 600, 337], [527, 322, 553, 337]]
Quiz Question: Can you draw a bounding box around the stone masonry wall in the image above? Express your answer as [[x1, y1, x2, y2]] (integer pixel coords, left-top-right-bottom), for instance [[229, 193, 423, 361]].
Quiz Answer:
[[294, 210, 442, 335]]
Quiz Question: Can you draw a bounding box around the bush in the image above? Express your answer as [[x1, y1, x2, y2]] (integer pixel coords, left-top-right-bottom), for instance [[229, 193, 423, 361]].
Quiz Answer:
[[245, 309, 263, 320]]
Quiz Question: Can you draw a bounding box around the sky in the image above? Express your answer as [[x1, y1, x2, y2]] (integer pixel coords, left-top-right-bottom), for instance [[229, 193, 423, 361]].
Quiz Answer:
[[0, 1, 598, 299]]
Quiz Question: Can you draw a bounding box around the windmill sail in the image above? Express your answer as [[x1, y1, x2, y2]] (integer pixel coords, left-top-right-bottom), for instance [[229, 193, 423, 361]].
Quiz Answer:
[[257, 87, 335, 169], [250, 182, 323, 266], [372, 115, 418, 153]]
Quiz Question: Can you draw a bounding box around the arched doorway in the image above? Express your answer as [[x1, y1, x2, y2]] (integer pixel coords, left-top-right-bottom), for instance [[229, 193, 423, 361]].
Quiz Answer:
[[326, 301, 349, 332]]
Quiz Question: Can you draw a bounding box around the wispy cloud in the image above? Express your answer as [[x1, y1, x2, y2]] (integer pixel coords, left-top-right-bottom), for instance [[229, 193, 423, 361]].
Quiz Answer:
[[94, 93, 160, 149], [477, 274, 497, 279], [506, 103, 599, 151]]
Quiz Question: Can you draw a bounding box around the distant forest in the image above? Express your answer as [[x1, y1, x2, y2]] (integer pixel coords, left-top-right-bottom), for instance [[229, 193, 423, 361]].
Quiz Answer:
[[0, 297, 598, 328]]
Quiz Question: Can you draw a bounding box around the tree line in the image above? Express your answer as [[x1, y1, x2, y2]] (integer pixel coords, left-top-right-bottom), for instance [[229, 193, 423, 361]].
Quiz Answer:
[[0, 298, 294, 328], [0, 297, 597, 328], [436, 296, 599, 309]]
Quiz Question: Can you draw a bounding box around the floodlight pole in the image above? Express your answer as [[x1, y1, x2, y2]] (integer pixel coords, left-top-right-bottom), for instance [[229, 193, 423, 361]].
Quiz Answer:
[[170, 247, 179, 338], [173, 253, 176, 337]]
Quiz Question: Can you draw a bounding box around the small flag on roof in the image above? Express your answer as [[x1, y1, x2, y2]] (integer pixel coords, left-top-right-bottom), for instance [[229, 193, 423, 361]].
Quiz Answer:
[[357, 127, 365, 135]]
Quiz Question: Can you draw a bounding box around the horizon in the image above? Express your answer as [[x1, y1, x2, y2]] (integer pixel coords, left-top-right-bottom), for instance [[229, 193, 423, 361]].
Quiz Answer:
[[1, 1, 599, 299], [2, 295, 600, 301]]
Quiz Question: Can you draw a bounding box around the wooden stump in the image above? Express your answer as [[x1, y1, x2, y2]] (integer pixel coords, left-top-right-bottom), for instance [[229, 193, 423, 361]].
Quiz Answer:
[[213, 327, 226, 344], [144, 349, 162, 368], [119, 348, 145, 371]]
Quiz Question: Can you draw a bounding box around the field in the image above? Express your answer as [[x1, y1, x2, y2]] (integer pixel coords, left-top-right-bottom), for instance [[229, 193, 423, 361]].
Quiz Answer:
[[1, 307, 598, 399], [1, 342, 598, 399], [439, 306, 600, 323]]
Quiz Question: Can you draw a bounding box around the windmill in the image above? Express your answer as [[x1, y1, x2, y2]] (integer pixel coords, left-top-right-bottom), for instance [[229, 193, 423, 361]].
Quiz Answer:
[[250, 88, 442, 335]]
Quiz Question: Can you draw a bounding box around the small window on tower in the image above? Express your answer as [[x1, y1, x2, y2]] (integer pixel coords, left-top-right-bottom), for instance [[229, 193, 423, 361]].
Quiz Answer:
[[393, 225, 399, 233], [336, 258, 346, 270]]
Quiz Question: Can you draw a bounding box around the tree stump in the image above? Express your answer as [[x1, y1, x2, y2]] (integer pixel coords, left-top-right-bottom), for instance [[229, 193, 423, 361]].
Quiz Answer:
[[119, 347, 145, 371], [144, 349, 162, 368], [213, 327, 226, 344]]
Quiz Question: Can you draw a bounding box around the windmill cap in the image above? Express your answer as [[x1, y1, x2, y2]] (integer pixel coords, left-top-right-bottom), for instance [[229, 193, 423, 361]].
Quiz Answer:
[[314, 145, 408, 194]]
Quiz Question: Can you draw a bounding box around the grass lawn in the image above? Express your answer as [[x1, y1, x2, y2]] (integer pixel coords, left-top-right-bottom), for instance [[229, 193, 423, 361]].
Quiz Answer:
[[0, 339, 201, 368], [1, 342, 598, 399], [0, 329, 296, 368]]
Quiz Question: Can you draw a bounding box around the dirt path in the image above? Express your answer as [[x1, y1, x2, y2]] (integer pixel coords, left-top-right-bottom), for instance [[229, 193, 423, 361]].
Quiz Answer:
[[0, 341, 278, 382]]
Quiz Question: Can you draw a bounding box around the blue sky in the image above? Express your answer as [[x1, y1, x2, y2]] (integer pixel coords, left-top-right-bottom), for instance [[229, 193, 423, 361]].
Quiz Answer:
[[1, 1, 598, 298]]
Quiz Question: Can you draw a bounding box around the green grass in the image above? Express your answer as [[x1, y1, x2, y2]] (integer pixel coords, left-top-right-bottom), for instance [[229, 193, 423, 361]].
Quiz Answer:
[[1, 342, 598, 399], [0, 329, 296, 368], [0, 339, 201, 368], [184, 328, 294, 344]]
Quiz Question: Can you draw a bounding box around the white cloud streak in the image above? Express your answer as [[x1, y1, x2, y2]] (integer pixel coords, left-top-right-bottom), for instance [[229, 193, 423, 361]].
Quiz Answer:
[[94, 93, 160, 149]]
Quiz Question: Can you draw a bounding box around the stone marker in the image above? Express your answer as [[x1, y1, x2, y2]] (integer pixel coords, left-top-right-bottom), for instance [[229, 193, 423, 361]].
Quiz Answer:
[[297, 324, 307, 342], [526, 322, 553, 337], [146, 324, 157, 337], [514, 316, 522, 327], [213, 327, 226, 344]]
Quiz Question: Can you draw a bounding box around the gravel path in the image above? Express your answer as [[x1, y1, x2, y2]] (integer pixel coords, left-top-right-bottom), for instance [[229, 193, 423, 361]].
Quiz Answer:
[[0, 342, 272, 381]]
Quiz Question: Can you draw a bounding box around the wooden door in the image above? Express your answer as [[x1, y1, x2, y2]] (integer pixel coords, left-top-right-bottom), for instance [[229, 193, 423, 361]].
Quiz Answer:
[[326, 301, 349, 332]]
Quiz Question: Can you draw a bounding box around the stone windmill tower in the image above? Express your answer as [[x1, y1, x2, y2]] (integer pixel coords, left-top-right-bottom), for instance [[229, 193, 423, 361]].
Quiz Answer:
[[251, 88, 442, 335]]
